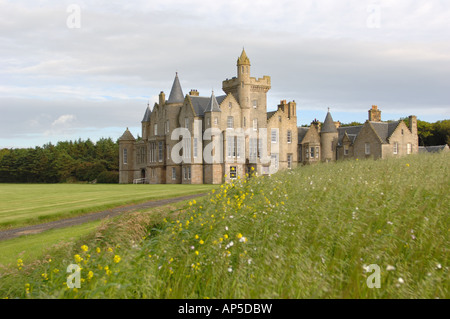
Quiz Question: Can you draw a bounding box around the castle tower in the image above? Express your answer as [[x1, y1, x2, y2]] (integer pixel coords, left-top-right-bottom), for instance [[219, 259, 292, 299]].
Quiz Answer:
[[320, 110, 338, 162], [141, 104, 151, 140], [237, 48, 251, 109], [167, 73, 184, 105], [118, 128, 136, 183]]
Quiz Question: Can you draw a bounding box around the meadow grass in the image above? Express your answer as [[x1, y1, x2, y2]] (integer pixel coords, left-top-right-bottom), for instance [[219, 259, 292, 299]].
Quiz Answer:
[[0, 183, 215, 230], [0, 152, 448, 299]]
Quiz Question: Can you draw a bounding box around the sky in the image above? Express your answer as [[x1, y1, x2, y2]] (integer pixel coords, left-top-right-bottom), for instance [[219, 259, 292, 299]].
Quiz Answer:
[[1, 0, 449, 148]]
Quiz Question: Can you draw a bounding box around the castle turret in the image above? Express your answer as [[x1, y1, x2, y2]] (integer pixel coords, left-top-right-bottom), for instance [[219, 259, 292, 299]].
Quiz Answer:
[[237, 49, 251, 109], [167, 72, 184, 105], [320, 110, 338, 162], [118, 128, 136, 183], [141, 104, 151, 139]]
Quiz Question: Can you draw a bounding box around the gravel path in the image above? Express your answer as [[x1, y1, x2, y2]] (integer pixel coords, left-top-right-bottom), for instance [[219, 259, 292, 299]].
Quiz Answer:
[[0, 193, 207, 242]]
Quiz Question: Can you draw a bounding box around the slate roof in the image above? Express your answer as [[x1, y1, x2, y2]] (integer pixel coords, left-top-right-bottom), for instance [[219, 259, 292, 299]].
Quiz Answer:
[[267, 111, 277, 120], [419, 145, 449, 153], [297, 127, 309, 143], [205, 91, 221, 113], [190, 95, 226, 116], [337, 126, 362, 145], [369, 121, 401, 143], [321, 112, 338, 133], [167, 73, 184, 104], [141, 106, 151, 122], [118, 128, 136, 141]]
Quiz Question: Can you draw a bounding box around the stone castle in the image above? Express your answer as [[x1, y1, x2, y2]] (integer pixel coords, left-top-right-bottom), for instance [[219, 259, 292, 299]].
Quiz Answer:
[[119, 49, 419, 184]]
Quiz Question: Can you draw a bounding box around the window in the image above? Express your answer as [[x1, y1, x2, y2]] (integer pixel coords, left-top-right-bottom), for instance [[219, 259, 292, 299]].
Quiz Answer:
[[227, 116, 234, 129], [154, 124, 158, 136], [188, 166, 191, 179], [271, 129, 278, 143], [236, 137, 241, 158], [249, 138, 257, 160], [407, 143, 412, 154], [310, 147, 314, 159], [278, 116, 281, 122], [184, 118, 189, 129], [207, 117, 210, 126], [365, 143, 371, 155], [183, 167, 187, 180], [253, 119, 258, 131], [172, 167, 176, 180], [123, 148, 128, 164], [214, 117, 218, 125], [253, 100, 257, 108], [229, 102, 232, 108], [227, 137, 235, 158], [287, 154, 293, 169], [184, 139, 191, 159], [287, 130, 292, 143], [393, 142, 398, 155], [344, 145, 349, 156], [316, 147, 319, 159], [305, 147, 309, 159], [194, 138, 198, 158], [166, 120, 170, 133], [230, 166, 237, 179], [271, 154, 279, 169], [167, 145, 170, 160], [158, 142, 163, 162]]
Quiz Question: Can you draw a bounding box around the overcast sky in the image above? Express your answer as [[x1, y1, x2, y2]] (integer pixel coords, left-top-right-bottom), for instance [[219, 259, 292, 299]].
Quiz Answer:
[[1, 0, 449, 148]]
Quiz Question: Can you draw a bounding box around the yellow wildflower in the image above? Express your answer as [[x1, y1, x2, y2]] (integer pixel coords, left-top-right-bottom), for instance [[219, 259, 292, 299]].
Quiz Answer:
[[81, 245, 88, 252], [113, 255, 121, 263], [87, 271, 94, 280]]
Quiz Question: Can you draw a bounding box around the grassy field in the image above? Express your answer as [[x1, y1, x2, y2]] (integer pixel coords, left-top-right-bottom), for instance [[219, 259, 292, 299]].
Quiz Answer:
[[0, 183, 216, 230], [0, 152, 448, 299]]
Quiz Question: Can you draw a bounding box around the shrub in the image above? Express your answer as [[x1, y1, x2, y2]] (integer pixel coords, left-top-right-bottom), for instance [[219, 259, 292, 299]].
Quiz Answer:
[[96, 171, 119, 184]]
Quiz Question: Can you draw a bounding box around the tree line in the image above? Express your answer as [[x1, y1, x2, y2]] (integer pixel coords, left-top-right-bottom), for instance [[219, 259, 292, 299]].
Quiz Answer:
[[0, 138, 119, 183]]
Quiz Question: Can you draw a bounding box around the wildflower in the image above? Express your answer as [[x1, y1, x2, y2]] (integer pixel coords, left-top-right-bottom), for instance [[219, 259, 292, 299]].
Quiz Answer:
[[236, 233, 243, 239], [199, 240, 205, 245], [398, 277, 404, 284], [406, 163, 410, 167], [113, 255, 121, 263], [17, 259, 24, 270], [74, 254, 83, 263], [436, 263, 442, 270], [81, 245, 88, 252], [239, 237, 248, 243], [87, 271, 94, 280], [195, 234, 199, 239], [96, 247, 101, 254], [224, 234, 229, 239], [107, 247, 113, 252], [193, 200, 196, 205], [386, 265, 396, 271], [228, 267, 233, 272], [195, 251, 199, 256], [53, 268, 60, 274]]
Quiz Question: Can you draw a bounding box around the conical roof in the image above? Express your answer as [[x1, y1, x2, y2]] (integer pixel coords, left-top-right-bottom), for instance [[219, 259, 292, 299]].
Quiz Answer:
[[321, 111, 338, 133], [237, 48, 250, 65], [119, 128, 136, 141], [205, 91, 221, 112], [167, 73, 184, 104], [141, 105, 151, 122]]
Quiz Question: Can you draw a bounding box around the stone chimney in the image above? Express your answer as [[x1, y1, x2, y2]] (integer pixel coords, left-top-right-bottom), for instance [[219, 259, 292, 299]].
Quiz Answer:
[[368, 105, 381, 122], [189, 89, 199, 96], [159, 91, 165, 106]]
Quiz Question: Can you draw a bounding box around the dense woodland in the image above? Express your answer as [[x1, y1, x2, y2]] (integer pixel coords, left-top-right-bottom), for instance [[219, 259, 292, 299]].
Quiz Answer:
[[0, 138, 119, 183], [0, 119, 448, 183]]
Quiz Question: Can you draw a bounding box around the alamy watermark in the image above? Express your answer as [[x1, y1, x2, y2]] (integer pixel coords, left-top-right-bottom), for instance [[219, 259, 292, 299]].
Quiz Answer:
[[66, 4, 81, 29]]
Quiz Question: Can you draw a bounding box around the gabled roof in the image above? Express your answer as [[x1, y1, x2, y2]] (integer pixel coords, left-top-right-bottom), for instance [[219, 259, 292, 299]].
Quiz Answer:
[[298, 127, 309, 144], [370, 121, 401, 143], [189, 94, 226, 116], [205, 91, 221, 113], [119, 128, 136, 141], [141, 106, 151, 122], [321, 112, 338, 133], [167, 73, 184, 104], [337, 126, 362, 145]]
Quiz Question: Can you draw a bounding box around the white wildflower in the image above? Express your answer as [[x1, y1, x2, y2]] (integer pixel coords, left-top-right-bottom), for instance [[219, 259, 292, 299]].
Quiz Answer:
[[398, 277, 404, 284], [386, 265, 396, 271]]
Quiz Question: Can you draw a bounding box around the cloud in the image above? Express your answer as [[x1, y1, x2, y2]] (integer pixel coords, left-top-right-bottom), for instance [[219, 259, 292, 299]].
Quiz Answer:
[[0, 0, 449, 148], [51, 114, 76, 126]]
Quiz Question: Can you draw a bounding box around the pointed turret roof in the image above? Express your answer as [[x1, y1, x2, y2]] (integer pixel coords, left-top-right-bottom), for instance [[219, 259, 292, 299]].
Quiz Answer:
[[321, 111, 338, 133], [167, 72, 184, 104], [141, 105, 151, 122], [205, 91, 221, 113], [119, 128, 136, 141], [237, 48, 250, 65]]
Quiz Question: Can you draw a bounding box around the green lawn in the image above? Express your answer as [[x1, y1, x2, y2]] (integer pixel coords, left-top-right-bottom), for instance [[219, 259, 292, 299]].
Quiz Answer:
[[0, 220, 102, 266], [0, 184, 216, 230]]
